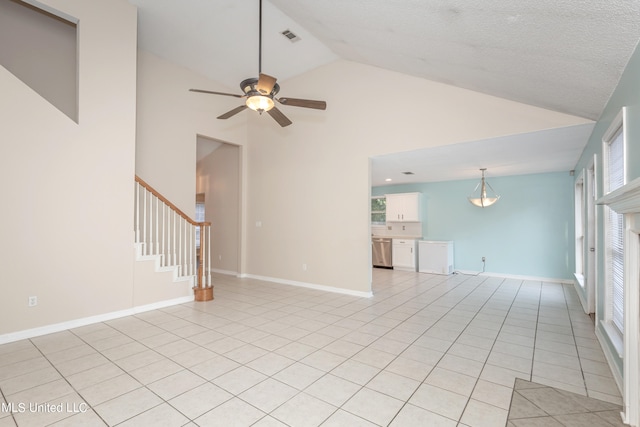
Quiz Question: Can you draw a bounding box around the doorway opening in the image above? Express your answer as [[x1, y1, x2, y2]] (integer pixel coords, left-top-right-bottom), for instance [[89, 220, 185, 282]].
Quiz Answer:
[[196, 135, 242, 276]]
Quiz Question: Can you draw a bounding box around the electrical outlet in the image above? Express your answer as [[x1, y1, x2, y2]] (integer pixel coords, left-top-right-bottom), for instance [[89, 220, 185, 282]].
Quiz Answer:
[[482, 256, 486, 262], [302, 263, 307, 271], [28, 296, 38, 307]]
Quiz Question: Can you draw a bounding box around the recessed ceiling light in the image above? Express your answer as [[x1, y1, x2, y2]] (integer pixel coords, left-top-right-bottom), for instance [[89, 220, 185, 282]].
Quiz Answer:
[[385, 178, 392, 182]]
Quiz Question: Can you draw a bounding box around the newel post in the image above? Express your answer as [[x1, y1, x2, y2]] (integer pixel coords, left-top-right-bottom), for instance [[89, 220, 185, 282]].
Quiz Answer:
[[194, 222, 213, 301]]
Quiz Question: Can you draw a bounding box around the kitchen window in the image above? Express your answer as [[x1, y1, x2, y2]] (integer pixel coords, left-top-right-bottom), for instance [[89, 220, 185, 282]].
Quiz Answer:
[[371, 196, 386, 224]]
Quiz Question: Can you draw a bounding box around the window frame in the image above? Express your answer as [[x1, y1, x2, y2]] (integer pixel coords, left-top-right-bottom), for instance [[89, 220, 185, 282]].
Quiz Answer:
[[574, 170, 586, 283], [602, 109, 626, 338], [371, 196, 387, 225]]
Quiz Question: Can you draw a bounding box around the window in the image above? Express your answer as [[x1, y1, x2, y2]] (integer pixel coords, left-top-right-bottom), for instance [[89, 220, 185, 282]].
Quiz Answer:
[[195, 194, 205, 248], [371, 196, 386, 224], [574, 171, 585, 282], [603, 113, 625, 334]]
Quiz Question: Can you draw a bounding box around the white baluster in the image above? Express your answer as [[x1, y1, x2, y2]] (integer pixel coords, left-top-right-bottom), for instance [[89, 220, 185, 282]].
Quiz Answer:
[[161, 203, 166, 267], [201, 226, 205, 287], [142, 188, 147, 255], [191, 223, 195, 276], [155, 195, 159, 255], [184, 218, 189, 276], [173, 211, 177, 266], [135, 183, 140, 243], [150, 193, 156, 255], [207, 226, 212, 287], [178, 217, 182, 275]]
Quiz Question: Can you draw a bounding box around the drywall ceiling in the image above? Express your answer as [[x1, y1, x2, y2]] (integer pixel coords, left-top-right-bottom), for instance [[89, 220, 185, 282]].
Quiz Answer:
[[371, 123, 595, 186], [129, 0, 640, 121], [128, 0, 639, 182]]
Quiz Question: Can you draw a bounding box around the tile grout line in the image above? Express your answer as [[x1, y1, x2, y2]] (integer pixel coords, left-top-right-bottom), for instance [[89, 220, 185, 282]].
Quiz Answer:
[[452, 277, 526, 426], [385, 274, 515, 425]]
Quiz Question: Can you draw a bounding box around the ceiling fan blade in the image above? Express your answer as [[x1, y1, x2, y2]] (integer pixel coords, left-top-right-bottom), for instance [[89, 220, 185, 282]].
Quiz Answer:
[[256, 73, 277, 95], [267, 107, 292, 127], [277, 97, 327, 110], [217, 105, 248, 119], [190, 89, 244, 98]]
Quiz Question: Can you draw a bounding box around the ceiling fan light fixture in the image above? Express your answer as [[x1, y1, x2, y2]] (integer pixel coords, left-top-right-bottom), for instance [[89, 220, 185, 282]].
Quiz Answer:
[[468, 168, 500, 208], [246, 95, 274, 113]]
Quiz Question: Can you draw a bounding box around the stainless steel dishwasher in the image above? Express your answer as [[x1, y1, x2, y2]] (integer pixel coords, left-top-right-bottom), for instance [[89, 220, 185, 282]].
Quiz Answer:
[[372, 237, 393, 268]]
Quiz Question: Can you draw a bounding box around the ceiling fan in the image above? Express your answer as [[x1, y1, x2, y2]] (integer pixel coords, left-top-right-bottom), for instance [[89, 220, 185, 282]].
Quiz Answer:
[[189, 0, 327, 127]]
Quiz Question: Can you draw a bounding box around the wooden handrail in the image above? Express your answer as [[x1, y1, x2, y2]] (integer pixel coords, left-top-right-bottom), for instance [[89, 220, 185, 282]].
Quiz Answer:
[[135, 175, 213, 296], [135, 175, 211, 227]]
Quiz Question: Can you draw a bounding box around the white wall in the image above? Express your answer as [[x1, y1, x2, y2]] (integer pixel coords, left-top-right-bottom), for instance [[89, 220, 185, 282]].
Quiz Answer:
[[0, 0, 77, 121], [245, 60, 592, 293], [0, 0, 137, 335], [135, 50, 249, 218]]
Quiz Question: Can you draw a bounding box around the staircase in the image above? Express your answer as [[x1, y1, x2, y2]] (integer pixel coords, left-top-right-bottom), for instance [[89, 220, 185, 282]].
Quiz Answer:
[[134, 176, 213, 301]]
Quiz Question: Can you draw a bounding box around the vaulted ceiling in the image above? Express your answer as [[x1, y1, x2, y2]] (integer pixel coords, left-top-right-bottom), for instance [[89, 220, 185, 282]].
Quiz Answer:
[[128, 0, 640, 182]]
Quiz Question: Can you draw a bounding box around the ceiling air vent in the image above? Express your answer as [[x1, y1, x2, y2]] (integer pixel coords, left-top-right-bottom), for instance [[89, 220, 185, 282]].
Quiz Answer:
[[402, 171, 415, 175], [281, 29, 301, 43]]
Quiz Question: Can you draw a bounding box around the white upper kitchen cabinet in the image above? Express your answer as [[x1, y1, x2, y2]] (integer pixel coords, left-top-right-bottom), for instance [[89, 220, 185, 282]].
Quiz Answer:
[[385, 192, 421, 222]]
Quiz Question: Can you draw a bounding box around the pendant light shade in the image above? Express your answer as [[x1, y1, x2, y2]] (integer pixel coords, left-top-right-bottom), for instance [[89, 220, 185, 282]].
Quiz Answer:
[[468, 168, 500, 208]]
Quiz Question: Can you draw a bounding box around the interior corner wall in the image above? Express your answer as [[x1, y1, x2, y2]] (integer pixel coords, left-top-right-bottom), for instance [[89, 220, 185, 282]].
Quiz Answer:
[[245, 59, 591, 294], [0, 0, 77, 121], [573, 40, 640, 378], [196, 143, 240, 274], [373, 172, 575, 280], [0, 0, 137, 336], [135, 50, 249, 218]]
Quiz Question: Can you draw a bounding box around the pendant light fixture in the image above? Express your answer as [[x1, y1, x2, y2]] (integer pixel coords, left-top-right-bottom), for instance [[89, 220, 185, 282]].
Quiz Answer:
[[468, 168, 500, 208]]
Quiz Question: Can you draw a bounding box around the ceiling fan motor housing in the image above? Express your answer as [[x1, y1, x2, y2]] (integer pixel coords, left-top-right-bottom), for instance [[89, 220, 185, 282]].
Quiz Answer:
[[240, 77, 280, 97]]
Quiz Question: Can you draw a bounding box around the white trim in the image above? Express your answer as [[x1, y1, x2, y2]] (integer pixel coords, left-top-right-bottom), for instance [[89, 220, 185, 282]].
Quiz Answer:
[[600, 319, 624, 358], [597, 175, 640, 426], [0, 296, 193, 346], [242, 274, 374, 298], [454, 270, 573, 284], [485, 271, 573, 284], [623, 223, 640, 425], [597, 177, 640, 214], [596, 326, 624, 393], [210, 268, 240, 277], [573, 274, 589, 314], [586, 155, 597, 315]]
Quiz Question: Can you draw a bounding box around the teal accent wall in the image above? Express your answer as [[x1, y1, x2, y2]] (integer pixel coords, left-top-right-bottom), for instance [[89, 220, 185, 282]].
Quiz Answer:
[[572, 41, 640, 378], [373, 171, 575, 280]]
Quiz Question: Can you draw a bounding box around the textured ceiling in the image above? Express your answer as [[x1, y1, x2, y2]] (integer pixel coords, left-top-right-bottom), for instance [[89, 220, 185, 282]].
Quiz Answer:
[[130, 0, 640, 120], [128, 0, 640, 183], [370, 123, 595, 186]]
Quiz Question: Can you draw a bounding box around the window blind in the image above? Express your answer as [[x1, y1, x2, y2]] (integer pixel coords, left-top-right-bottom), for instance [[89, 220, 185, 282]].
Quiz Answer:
[[607, 128, 624, 333]]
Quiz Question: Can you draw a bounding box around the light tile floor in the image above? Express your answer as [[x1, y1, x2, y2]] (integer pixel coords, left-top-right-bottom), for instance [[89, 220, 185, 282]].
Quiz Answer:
[[0, 269, 623, 426], [508, 379, 624, 426]]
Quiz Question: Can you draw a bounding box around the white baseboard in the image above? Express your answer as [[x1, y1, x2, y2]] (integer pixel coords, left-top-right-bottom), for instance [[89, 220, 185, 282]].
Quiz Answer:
[[0, 296, 193, 346], [210, 268, 240, 277], [455, 270, 573, 284], [572, 276, 589, 314], [242, 274, 373, 298]]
